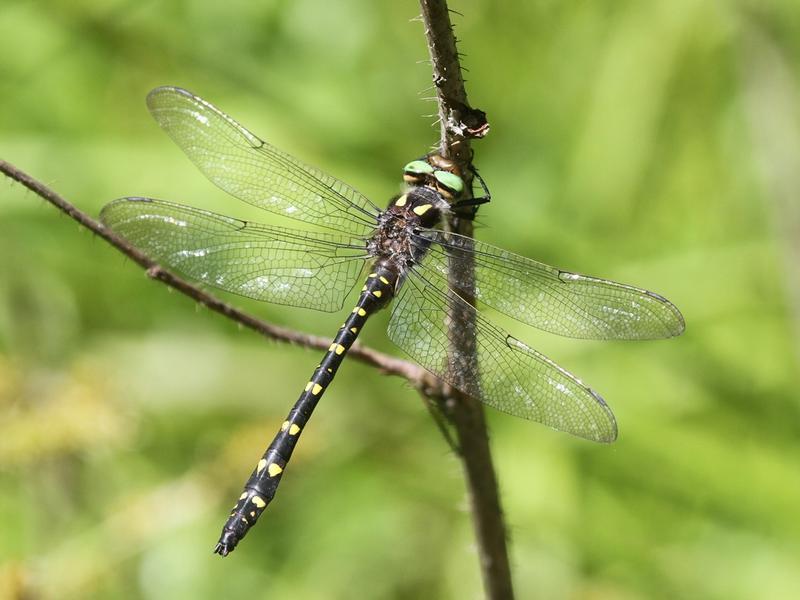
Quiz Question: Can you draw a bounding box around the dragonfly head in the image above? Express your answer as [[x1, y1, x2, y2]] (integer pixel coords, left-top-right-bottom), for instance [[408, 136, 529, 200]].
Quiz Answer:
[[402, 155, 465, 201]]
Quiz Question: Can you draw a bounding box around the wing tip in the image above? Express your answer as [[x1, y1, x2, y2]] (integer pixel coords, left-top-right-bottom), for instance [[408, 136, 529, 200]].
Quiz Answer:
[[644, 289, 686, 338], [144, 85, 265, 151], [146, 85, 193, 106], [99, 197, 154, 223], [597, 424, 618, 444], [587, 387, 618, 444]]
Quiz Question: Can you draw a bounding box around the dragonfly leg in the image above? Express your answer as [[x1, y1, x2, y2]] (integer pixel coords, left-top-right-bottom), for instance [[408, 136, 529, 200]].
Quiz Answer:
[[469, 163, 491, 205], [449, 164, 490, 220]]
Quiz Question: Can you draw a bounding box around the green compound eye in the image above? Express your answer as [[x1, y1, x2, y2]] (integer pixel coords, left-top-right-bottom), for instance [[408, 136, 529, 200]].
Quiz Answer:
[[403, 160, 434, 175], [433, 170, 464, 195]]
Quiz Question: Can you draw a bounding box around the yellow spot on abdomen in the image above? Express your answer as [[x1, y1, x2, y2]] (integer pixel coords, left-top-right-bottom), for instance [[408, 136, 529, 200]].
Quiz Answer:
[[281, 421, 290, 431], [251, 495, 267, 508], [289, 424, 301, 435], [268, 463, 283, 477], [311, 383, 323, 395], [257, 459, 267, 473], [379, 276, 389, 285], [334, 344, 345, 355], [357, 308, 366, 317], [305, 381, 314, 391], [373, 290, 382, 298], [350, 327, 358, 333], [395, 194, 407, 206]]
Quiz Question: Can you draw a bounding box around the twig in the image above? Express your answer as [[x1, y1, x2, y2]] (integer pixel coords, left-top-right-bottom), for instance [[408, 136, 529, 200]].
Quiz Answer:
[[418, 2, 515, 599], [0, 159, 425, 385]]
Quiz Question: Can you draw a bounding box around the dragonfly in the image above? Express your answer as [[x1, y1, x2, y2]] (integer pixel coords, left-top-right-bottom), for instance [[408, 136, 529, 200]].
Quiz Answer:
[[100, 86, 685, 556]]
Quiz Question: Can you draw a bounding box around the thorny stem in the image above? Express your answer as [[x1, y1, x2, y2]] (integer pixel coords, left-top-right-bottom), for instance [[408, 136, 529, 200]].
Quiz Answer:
[[419, 1, 515, 599]]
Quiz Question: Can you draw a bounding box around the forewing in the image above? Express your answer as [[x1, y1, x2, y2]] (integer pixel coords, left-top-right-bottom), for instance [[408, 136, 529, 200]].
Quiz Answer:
[[415, 230, 684, 340], [387, 265, 617, 443], [145, 86, 381, 235], [101, 198, 367, 312]]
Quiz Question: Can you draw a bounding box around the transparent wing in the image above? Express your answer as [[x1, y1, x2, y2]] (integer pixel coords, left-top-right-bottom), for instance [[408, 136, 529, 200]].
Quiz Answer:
[[145, 86, 382, 235], [414, 229, 684, 340], [387, 264, 617, 443], [101, 198, 369, 312]]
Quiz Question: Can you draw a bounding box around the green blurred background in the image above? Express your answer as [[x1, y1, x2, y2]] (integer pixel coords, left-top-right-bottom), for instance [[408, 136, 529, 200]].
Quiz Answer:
[[1, 0, 798, 598]]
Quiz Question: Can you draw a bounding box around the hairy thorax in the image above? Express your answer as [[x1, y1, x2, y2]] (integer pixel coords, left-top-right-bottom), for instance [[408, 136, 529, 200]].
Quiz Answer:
[[367, 186, 446, 276]]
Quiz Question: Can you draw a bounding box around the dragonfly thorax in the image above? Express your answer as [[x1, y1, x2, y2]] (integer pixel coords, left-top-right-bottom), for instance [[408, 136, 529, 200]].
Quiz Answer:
[[368, 187, 444, 272], [389, 185, 447, 225]]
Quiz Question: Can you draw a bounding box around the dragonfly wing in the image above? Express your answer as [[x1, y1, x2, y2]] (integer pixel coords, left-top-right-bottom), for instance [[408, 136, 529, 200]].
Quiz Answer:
[[414, 230, 684, 340], [387, 263, 617, 443], [145, 86, 381, 235], [101, 198, 368, 312]]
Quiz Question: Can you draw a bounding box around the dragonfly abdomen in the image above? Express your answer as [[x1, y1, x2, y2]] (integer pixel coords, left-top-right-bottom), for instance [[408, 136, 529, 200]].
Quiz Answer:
[[214, 263, 398, 556]]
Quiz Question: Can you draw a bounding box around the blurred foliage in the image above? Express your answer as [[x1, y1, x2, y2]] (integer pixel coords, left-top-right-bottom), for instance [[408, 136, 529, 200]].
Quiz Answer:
[[1, 0, 799, 598]]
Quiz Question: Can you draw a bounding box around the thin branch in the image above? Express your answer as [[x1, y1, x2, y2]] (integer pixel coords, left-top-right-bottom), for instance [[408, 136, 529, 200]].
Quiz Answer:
[[0, 159, 425, 385], [419, 2, 515, 599]]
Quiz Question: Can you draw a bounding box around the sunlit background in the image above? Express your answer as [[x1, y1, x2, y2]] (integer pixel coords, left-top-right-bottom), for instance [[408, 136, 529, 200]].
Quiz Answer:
[[2, 1, 799, 598]]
